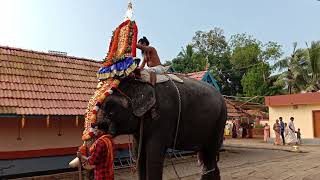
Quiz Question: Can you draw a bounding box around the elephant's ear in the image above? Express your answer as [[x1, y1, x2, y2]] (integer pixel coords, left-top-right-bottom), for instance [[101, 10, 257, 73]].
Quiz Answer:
[[131, 82, 156, 117]]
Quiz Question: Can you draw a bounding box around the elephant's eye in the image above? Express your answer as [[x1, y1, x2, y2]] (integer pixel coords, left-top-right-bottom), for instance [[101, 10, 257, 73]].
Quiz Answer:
[[108, 112, 114, 118]]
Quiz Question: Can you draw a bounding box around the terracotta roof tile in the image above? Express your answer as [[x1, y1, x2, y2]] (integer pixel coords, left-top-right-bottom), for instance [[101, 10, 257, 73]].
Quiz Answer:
[[224, 98, 252, 118], [186, 71, 206, 80], [0, 106, 16, 114], [0, 46, 101, 115]]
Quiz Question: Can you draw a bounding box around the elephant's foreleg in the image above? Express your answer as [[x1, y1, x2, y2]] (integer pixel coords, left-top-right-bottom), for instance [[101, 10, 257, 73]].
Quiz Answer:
[[145, 140, 166, 180], [137, 150, 146, 180], [134, 135, 147, 180]]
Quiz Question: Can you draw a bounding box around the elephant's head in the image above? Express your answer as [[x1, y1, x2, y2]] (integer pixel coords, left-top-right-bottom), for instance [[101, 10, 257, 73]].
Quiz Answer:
[[96, 79, 156, 136]]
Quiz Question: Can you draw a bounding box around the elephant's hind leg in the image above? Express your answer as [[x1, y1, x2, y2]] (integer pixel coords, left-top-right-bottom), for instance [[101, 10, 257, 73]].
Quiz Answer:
[[200, 147, 221, 180]]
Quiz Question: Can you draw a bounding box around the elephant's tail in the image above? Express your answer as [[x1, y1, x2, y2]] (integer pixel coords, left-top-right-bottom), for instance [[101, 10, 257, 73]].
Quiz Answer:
[[215, 100, 227, 154]]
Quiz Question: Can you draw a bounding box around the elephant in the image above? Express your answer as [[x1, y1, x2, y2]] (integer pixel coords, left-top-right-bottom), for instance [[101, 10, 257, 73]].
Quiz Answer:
[[97, 75, 227, 180]]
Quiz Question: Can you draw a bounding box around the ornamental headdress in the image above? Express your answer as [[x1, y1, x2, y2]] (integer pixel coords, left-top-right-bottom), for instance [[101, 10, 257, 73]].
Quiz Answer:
[[97, 1, 138, 80], [82, 2, 138, 141]]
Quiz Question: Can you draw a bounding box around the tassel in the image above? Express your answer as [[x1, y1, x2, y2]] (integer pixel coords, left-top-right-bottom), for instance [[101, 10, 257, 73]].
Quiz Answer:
[[21, 115, 25, 128], [47, 115, 50, 128], [76, 115, 79, 127]]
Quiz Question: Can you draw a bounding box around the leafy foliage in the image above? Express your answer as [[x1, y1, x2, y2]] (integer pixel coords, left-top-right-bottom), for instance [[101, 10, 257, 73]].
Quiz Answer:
[[273, 41, 320, 93], [241, 63, 270, 97], [169, 28, 320, 97], [229, 34, 283, 96], [171, 45, 207, 73], [163, 60, 172, 66]]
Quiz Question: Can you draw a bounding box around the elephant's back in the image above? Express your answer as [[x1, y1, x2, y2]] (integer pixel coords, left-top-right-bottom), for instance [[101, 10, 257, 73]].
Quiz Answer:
[[171, 75, 225, 120], [162, 75, 226, 148], [178, 75, 222, 100]]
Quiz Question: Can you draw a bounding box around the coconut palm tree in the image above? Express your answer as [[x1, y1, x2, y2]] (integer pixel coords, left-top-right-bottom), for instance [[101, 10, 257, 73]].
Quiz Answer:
[[172, 44, 207, 73], [305, 41, 320, 91], [273, 41, 320, 93], [273, 42, 309, 94]]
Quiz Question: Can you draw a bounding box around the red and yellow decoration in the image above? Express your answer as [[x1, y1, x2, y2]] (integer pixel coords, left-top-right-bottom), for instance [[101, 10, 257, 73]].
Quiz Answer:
[[96, 20, 138, 80], [82, 78, 120, 141], [103, 20, 138, 66], [81, 17, 138, 154]]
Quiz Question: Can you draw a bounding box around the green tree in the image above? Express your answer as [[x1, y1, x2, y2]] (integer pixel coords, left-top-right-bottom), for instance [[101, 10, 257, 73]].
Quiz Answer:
[[229, 34, 261, 68], [171, 45, 206, 73], [272, 42, 317, 93], [241, 63, 269, 96], [192, 28, 229, 59], [241, 63, 285, 103], [163, 60, 172, 66], [229, 33, 283, 96], [191, 28, 237, 95], [306, 41, 320, 91], [171, 31, 284, 97]]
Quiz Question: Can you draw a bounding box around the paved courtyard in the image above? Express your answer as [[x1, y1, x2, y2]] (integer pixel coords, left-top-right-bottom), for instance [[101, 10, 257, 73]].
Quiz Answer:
[[14, 139, 320, 180], [115, 139, 320, 180]]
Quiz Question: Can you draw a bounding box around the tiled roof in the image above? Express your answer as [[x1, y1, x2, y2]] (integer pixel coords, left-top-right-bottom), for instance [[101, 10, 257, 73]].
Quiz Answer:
[[186, 71, 206, 80], [0, 46, 101, 115], [265, 92, 320, 106], [246, 109, 268, 120], [224, 98, 252, 119]]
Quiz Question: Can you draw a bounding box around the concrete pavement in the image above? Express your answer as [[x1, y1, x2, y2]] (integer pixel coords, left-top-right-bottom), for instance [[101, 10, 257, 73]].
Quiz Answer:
[[15, 138, 320, 180]]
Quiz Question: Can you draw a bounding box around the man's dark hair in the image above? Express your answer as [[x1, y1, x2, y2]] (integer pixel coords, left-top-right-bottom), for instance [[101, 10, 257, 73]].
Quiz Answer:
[[290, 117, 294, 120], [94, 121, 109, 133], [138, 36, 149, 46], [279, 117, 282, 120]]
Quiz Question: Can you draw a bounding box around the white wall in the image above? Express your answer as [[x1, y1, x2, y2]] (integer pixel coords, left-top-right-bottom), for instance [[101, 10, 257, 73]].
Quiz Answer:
[[268, 104, 320, 139]]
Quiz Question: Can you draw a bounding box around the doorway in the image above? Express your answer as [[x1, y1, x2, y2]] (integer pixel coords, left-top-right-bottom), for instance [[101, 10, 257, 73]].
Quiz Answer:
[[313, 111, 320, 138]]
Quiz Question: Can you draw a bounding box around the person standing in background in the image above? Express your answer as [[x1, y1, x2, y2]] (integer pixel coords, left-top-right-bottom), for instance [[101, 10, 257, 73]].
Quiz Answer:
[[286, 117, 298, 145], [273, 119, 281, 145], [296, 128, 302, 144], [264, 123, 270, 143], [279, 117, 285, 145], [232, 122, 237, 138]]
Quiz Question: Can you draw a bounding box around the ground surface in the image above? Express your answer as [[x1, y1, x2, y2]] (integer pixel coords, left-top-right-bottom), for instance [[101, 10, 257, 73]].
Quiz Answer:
[[14, 138, 320, 180], [115, 139, 320, 180]]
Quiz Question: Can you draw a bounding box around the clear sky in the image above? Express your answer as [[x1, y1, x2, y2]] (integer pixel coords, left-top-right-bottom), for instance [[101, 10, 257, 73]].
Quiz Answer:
[[0, 0, 319, 62]]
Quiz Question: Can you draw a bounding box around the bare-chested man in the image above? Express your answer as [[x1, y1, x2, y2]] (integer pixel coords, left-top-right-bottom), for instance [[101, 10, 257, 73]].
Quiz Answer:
[[137, 36, 165, 74]]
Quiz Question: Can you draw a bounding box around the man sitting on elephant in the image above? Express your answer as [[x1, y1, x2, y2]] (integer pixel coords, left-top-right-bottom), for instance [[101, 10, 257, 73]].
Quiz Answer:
[[77, 121, 114, 180], [137, 36, 166, 74]]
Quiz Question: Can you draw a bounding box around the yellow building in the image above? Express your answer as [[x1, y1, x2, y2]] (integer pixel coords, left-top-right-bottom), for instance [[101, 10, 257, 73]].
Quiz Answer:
[[265, 93, 320, 140]]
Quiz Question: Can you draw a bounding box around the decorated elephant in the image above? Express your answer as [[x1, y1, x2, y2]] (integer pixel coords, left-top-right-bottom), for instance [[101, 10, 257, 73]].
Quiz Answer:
[[75, 13, 226, 179], [96, 74, 227, 180]]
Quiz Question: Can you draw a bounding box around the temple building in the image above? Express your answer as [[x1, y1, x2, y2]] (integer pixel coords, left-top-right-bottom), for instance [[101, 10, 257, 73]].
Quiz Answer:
[[0, 46, 129, 177], [187, 70, 221, 91]]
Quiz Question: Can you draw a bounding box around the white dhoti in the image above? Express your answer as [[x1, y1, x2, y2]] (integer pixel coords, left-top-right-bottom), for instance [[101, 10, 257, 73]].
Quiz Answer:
[[145, 65, 166, 74], [285, 121, 298, 144], [285, 130, 297, 144]]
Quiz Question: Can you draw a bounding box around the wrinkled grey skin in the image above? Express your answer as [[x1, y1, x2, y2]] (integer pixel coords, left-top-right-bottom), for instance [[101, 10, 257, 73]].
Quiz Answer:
[[97, 76, 227, 180]]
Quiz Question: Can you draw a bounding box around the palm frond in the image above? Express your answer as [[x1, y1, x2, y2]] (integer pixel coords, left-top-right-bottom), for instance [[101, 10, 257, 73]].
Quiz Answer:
[[272, 58, 289, 71], [308, 41, 320, 74]]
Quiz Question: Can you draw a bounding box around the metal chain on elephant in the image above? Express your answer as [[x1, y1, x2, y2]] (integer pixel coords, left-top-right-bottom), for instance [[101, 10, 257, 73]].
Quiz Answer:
[[201, 167, 216, 176], [136, 117, 144, 171], [167, 76, 182, 150], [127, 135, 136, 172], [166, 75, 182, 180]]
